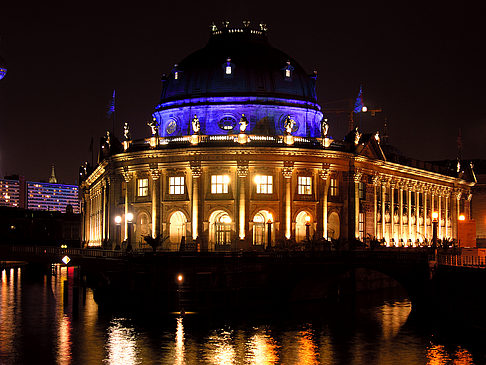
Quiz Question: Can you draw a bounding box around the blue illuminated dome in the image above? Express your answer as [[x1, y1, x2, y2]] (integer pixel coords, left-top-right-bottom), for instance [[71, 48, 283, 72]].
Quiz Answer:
[[154, 24, 323, 138], [0, 56, 6, 81]]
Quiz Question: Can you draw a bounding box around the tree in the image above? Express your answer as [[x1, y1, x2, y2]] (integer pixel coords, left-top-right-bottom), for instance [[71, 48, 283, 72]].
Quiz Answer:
[[143, 234, 168, 252]]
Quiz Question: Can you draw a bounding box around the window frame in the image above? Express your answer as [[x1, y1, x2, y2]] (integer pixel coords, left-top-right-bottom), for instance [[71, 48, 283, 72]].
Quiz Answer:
[[297, 176, 312, 195], [168, 176, 185, 195], [137, 178, 149, 197], [211, 175, 229, 194], [255, 175, 273, 194]]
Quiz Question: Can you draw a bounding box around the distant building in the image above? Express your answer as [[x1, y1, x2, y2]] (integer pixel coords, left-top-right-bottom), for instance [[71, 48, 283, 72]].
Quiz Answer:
[[0, 170, 80, 213], [80, 23, 475, 250]]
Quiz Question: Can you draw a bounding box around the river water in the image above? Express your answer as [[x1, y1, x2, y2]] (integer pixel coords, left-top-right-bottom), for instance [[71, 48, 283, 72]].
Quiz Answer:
[[0, 265, 484, 364]]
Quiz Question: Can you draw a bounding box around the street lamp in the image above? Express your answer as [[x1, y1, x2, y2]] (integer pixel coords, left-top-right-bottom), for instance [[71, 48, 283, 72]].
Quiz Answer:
[[432, 211, 439, 252], [126, 212, 134, 250], [305, 215, 311, 242], [459, 214, 466, 221], [115, 215, 122, 249], [267, 214, 273, 250]]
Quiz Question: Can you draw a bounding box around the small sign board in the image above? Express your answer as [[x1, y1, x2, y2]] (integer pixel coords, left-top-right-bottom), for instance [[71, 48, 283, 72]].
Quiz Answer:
[[61, 255, 71, 265]]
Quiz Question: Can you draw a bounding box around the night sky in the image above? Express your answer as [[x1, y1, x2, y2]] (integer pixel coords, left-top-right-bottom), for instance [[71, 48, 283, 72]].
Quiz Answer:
[[0, 4, 484, 184]]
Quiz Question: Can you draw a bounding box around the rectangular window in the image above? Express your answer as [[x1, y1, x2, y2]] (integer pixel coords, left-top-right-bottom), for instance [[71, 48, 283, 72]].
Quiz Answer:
[[256, 175, 273, 194], [137, 178, 149, 197], [225, 66, 232, 75], [285, 69, 291, 78], [359, 212, 365, 241], [358, 182, 366, 200], [330, 177, 339, 197], [169, 176, 184, 195], [298, 176, 312, 195], [211, 175, 229, 194]]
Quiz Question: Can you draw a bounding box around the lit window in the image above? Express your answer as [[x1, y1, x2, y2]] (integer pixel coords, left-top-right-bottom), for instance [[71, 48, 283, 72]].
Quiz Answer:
[[174, 72, 178, 80], [224, 57, 233, 76], [358, 182, 366, 200], [358, 212, 365, 240], [169, 176, 185, 195], [225, 66, 232, 75], [285, 69, 291, 78], [255, 175, 273, 194], [330, 177, 339, 197], [211, 175, 229, 194], [137, 178, 149, 197], [298, 176, 312, 195]]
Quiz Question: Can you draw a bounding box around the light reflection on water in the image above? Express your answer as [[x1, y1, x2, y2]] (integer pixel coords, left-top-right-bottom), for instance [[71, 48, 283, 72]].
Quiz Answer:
[[0, 266, 481, 364]]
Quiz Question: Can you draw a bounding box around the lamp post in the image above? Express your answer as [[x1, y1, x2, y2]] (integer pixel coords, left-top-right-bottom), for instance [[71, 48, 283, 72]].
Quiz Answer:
[[432, 211, 438, 260], [267, 217, 273, 250], [126, 212, 133, 251], [305, 215, 311, 242], [114, 215, 122, 249]]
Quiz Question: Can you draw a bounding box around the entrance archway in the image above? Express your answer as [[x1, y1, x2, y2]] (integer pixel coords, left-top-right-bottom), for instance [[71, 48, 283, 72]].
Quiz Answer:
[[295, 211, 312, 242], [209, 210, 233, 250], [328, 211, 340, 240], [169, 211, 187, 250], [252, 210, 273, 247], [135, 212, 151, 248]]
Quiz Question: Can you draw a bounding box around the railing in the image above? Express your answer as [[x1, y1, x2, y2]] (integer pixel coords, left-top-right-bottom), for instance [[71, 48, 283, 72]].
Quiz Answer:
[[437, 254, 486, 268]]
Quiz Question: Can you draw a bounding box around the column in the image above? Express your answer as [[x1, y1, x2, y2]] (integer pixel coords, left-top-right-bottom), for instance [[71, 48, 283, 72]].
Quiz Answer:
[[424, 188, 428, 240], [399, 183, 403, 241], [445, 192, 449, 238], [381, 182, 386, 240], [415, 190, 419, 242], [354, 171, 362, 239], [150, 164, 161, 238], [282, 162, 294, 239], [190, 164, 202, 240], [319, 166, 330, 239], [408, 188, 412, 243], [373, 175, 379, 238], [390, 183, 395, 241], [438, 191, 442, 239], [122, 167, 132, 241], [237, 163, 249, 240]]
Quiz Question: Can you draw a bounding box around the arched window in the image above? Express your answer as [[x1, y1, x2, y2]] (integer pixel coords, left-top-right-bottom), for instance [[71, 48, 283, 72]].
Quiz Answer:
[[328, 212, 340, 240], [295, 211, 312, 243], [252, 210, 273, 246], [215, 213, 232, 246], [169, 211, 187, 249]]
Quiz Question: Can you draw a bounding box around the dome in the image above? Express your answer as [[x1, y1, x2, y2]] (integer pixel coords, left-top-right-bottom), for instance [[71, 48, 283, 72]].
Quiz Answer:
[[160, 27, 317, 104], [153, 25, 323, 139]]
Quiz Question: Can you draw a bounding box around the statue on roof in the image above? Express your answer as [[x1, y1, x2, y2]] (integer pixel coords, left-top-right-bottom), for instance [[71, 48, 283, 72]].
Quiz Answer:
[[192, 114, 200, 134], [283, 115, 295, 135], [104, 130, 111, 147], [147, 118, 159, 136], [321, 118, 329, 138], [354, 127, 362, 145], [239, 114, 248, 133], [123, 122, 131, 140]]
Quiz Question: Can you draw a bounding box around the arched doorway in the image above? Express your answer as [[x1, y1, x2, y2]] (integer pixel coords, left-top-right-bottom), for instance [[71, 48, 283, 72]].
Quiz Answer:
[[328, 211, 340, 240], [209, 210, 233, 251], [252, 210, 273, 247], [169, 211, 187, 250], [135, 212, 151, 249], [295, 211, 312, 242]]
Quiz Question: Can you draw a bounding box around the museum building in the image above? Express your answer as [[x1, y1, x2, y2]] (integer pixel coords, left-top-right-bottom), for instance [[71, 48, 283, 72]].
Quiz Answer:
[[80, 23, 475, 250]]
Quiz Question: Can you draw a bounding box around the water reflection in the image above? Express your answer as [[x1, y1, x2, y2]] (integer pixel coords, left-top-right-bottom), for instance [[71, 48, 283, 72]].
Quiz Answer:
[[375, 299, 412, 340], [0, 266, 482, 364], [247, 328, 279, 364], [426, 344, 474, 365], [105, 318, 140, 365], [205, 328, 236, 364], [174, 317, 185, 365]]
